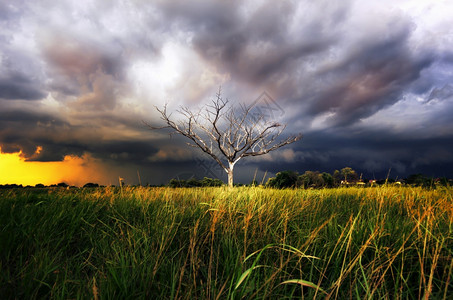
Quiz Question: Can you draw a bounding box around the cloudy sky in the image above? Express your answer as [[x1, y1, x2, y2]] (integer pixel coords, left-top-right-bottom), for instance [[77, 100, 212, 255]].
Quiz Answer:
[[1, 0, 453, 186]]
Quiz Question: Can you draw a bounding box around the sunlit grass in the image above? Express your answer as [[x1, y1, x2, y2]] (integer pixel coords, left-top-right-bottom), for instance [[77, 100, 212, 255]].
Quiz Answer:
[[1, 186, 452, 298]]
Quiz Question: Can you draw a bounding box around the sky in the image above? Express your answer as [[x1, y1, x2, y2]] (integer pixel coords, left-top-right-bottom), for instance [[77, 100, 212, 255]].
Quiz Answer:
[[1, 0, 453, 186]]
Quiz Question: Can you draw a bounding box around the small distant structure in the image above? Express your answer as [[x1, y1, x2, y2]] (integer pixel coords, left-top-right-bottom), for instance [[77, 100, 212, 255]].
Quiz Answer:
[[340, 179, 364, 186]]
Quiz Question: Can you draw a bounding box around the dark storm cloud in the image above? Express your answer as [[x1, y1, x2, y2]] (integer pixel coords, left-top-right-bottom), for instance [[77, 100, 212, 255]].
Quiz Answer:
[[249, 129, 453, 179], [0, 108, 70, 158], [0, 72, 46, 100], [1, 0, 453, 184], [157, 0, 440, 129], [24, 139, 159, 164], [306, 44, 449, 130], [0, 107, 158, 164], [88, 140, 159, 163], [160, 0, 338, 86], [307, 41, 434, 126]]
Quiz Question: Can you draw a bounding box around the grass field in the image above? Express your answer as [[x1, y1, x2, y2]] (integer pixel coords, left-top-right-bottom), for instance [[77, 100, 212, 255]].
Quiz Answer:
[[1, 186, 452, 299]]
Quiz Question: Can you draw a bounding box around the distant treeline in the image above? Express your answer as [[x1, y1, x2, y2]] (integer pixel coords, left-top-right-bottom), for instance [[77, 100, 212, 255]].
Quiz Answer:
[[1, 168, 451, 189], [0, 182, 99, 189], [265, 169, 452, 189], [168, 177, 224, 188], [167, 168, 451, 189]]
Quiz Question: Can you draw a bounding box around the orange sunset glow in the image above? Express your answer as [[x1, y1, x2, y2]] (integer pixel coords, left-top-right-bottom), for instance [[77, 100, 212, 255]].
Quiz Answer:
[[0, 148, 105, 187]]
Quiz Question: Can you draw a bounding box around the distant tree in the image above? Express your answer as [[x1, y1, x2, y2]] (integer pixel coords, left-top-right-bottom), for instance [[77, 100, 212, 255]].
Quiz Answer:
[[187, 177, 202, 187], [57, 182, 69, 188], [200, 177, 223, 187], [406, 174, 424, 186], [35, 183, 45, 188], [333, 170, 342, 186], [169, 178, 185, 188], [298, 171, 331, 189], [406, 174, 434, 188], [83, 183, 99, 188], [168, 177, 223, 187], [0, 184, 23, 189], [266, 170, 299, 189], [297, 174, 308, 188], [266, 177, 277, 188], [149, 88, 302, 187], [321, 172, 334, 188], [297, 171, 320, 188], [340, 167, 357, 183]]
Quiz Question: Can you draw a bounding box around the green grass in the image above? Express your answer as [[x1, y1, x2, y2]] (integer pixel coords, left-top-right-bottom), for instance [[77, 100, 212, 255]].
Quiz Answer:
[[1, 186, 452, 299]]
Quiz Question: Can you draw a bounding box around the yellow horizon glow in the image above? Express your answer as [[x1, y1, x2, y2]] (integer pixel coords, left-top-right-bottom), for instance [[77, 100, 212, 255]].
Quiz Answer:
[[0, 148, 105, 187]]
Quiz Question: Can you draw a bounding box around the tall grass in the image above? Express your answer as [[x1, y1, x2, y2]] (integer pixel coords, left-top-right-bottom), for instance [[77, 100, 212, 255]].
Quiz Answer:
[[0, 186, 452, 299]]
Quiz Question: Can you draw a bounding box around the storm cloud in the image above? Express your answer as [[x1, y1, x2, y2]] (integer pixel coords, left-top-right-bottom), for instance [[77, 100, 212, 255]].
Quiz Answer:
[[1, 0, 453, 185]]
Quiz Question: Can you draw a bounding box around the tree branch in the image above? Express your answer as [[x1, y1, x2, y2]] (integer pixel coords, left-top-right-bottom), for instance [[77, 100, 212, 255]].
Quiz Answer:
[[147, 90, 302, 186]]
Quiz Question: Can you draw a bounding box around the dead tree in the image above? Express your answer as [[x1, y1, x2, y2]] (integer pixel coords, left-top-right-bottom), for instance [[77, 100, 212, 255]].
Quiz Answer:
[[149, 89, 302, 187]]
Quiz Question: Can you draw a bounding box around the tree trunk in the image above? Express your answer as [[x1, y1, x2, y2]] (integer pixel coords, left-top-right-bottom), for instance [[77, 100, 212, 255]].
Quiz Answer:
[[227, 161, 235, 187], [227, 168, 234, 187]]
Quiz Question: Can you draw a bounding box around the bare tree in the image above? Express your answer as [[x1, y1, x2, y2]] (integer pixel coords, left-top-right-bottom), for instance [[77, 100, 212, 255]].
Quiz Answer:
[[149, 89, 302, 187]]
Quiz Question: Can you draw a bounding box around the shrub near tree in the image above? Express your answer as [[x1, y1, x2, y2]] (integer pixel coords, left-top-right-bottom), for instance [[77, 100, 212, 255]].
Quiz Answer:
[[200, 177, 223, 187], [168, 177, 223, 188], [83, 183, 99, 188]]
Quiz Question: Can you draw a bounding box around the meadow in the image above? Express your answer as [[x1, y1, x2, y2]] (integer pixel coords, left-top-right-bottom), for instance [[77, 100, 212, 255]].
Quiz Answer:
[[0, 186, 452, 299]]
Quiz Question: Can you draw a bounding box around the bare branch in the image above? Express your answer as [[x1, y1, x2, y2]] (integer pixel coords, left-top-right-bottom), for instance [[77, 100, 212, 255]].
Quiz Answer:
[[147, 89, 302, 186]]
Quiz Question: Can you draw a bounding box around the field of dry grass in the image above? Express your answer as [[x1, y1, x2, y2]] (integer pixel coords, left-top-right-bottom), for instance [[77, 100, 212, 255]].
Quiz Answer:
[[1, 185, 452, 299]]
